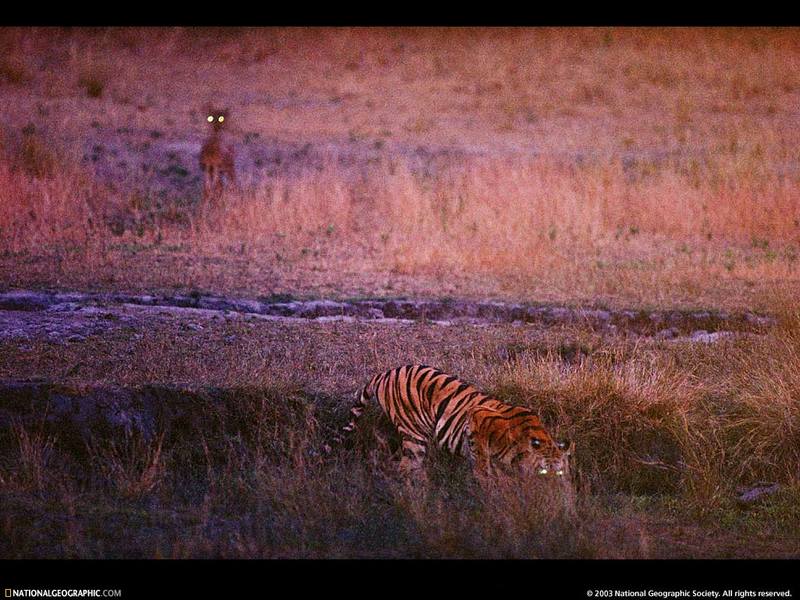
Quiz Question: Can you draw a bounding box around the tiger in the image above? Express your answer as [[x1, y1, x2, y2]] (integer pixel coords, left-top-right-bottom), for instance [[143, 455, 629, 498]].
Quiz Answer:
[[340, 365, 572, 482], [199, 105, 236, 200]]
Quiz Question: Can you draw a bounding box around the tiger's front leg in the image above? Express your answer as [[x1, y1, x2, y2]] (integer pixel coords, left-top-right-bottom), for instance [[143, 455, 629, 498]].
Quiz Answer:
[[464, 423, 493, 484]]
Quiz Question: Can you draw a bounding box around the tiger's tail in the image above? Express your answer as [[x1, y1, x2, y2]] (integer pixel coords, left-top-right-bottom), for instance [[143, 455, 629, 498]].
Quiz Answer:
[[343, 373, 380, 437], [325, 373, 379, 453]]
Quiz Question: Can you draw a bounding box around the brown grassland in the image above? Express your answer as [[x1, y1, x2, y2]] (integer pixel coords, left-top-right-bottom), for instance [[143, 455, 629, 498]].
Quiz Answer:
[[0, 27, 799, 558]]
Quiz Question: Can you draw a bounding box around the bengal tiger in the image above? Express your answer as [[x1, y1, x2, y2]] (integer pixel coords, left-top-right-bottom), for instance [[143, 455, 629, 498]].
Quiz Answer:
[[340, 365, 572, 482]]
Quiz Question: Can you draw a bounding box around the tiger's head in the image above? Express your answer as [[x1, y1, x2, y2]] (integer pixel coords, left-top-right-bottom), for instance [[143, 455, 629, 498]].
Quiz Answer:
[[471, 406, 572, 479], [525, 428, 572, 479]]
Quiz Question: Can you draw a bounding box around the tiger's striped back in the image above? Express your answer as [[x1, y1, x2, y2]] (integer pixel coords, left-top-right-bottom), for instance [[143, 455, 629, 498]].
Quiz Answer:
[[343, 365, 571, 480]]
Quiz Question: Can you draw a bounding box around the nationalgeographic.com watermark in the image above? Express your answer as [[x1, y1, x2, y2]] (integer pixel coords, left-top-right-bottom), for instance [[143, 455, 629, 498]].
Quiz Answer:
[[586, 591, 793, 599], [4, 590, 122, 598]]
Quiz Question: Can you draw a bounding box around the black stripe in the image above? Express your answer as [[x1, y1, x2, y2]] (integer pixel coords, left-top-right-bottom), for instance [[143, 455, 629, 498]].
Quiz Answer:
[[515, 424, 547, 437], [384, 367, 399, 419], [509, 450, 527, 465], [423, 369, 443, 411], [487, 427, 505, 448], [415, 367, 437, 414], [497, 442, 523, 460], [472, 395, 495, 409], [478, 413, 540, 428], [389, 367, 426, 439], [441, 403, 479, 450], [404, 365, 429, 428], [433, 378, 466, 422], [436, 390, 483, 443], [454, 432, 466, 454], [370, 371, 385, 397], [435, 388, 480, 443], [374, 371, 390, 410]]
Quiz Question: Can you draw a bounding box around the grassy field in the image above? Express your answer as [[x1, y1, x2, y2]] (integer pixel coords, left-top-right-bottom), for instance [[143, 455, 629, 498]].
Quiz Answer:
[[1, 27, 799, 308], [1, 27, 799, 559]]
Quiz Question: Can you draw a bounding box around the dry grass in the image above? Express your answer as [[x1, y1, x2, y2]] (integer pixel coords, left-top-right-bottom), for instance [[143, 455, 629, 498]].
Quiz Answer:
[[0, 365, 795, 558], [88, 431, 166, 499], [0, 28, 798, 308], [2, 423, 56, 495], [722, 307, 800, 484], [2, 141, 799, 309], [0, 387, 668, 558]]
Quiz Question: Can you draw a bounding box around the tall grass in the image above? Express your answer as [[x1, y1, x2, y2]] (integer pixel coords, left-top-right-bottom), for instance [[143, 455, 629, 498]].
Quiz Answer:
[[722, 305, 800, 484], [491, 347, 695, 496], [147, 153, 800, 278], [0, 127, 106, 256], [3, 423, 56, 494], [88, 430, 166, 499], [0, 386, 651, 558], [1, 161, 797, 305]]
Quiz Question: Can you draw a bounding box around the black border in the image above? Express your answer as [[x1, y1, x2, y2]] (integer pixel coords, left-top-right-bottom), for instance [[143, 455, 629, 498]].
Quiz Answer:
[[2, 3, 800, 26], [2, 560, 798, 597]]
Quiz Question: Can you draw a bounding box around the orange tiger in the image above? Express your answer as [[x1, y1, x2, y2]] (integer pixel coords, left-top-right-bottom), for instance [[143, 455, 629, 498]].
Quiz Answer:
[[342, 365, 572, 481]]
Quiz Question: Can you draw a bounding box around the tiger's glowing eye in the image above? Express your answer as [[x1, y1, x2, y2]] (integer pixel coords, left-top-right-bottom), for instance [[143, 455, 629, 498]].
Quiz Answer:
[[207, 116, 214, 122], [538, 468, 548, 476], [556, 470, 564, 476], [531, 439, 541, 448], [218, 116, 224, 122]]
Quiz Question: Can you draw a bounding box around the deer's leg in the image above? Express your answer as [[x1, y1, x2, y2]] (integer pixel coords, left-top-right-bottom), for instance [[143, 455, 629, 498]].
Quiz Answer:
[[203, 165, 216, 199], [225, 158, 237, 186]]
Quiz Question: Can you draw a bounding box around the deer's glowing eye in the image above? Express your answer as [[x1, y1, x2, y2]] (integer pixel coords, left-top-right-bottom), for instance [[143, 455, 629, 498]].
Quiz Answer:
[[218, 116, 224, 122], [531, 439, 541, 448], [556, 470, 564, 476], [207, 116, 214, 122], [538, 468, 548, 476]]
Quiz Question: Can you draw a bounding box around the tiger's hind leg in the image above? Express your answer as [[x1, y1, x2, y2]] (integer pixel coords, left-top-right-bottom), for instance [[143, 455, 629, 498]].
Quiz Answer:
[[398, 435, 428, 486]]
